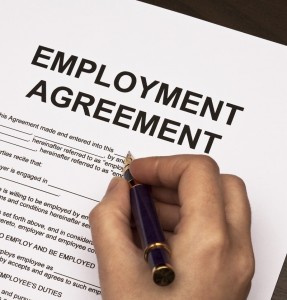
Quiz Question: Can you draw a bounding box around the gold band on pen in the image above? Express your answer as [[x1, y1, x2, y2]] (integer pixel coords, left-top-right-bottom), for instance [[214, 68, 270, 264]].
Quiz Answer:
[[152, 264, 174, 275], [144, 242, 171, 262]]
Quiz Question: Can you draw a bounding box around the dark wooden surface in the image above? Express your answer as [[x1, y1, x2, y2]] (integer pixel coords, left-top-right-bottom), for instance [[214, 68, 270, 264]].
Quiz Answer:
[[139, 0, 287, 46], [272, 255, 287, 300], [138, 0, 287, 298]]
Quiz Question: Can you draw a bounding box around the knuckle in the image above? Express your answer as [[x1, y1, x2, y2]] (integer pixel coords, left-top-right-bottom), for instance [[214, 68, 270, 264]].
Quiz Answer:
[[222, 174, 247, 191], [89, 203, 106, 229], [202, 231, 229, 252], [236, 252, 255, 282], [89, 205, 100, 223], [194, 155, 220, 174], [210, 232, 228, 249]]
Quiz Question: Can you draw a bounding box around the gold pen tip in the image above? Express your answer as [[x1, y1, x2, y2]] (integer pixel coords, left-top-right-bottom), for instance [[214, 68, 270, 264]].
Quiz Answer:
[[126, 151, 134, 160], [123, 151, 134, 174]]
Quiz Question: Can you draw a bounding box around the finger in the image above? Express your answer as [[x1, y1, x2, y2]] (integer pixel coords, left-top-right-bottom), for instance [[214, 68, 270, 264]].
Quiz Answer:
[[130, 155, 227, 229], [221, 175, 252, 246], [155, 201, 180, 232], [152, 186, 179, 205], [89, 178, 141, 272], [130, 154, 193, 189]]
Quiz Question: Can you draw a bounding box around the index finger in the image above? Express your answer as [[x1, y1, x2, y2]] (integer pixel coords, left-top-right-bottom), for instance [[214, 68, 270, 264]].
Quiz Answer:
[[130, 155, 194, 189]]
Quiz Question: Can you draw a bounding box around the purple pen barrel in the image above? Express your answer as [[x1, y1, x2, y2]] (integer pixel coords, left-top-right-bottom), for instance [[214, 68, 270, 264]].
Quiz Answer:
[[130, 184, 175, 286]]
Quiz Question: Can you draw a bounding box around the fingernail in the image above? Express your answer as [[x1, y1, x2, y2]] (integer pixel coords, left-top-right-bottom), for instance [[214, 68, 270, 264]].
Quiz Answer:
[[106, 177, 120, 193]]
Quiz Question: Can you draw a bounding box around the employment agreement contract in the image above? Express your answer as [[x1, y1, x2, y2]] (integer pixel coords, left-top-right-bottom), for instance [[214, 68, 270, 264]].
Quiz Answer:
[[0, 1, 286, 299]]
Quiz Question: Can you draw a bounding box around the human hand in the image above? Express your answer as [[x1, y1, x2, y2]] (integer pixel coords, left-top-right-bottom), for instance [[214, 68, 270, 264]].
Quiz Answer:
[[89, 155, 255, 300]]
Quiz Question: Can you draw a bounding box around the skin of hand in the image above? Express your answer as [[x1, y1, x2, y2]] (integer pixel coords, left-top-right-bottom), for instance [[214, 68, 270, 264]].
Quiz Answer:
[[89, 155, 255, 300]]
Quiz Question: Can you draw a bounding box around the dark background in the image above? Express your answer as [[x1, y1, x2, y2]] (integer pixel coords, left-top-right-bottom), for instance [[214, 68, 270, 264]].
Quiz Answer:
[[139, 0, 287, 45], [138, 0, 287, 298]]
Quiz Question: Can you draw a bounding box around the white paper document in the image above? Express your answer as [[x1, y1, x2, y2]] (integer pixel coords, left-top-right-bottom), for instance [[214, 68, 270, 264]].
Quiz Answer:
[[0, 1, 286, 299]]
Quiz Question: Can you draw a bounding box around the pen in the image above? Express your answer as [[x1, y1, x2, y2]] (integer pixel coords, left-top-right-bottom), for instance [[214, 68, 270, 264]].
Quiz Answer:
[[123, 152, 175, 286]]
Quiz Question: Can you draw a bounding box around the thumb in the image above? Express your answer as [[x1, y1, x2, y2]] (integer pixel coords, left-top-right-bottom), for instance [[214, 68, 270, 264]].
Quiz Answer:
[[89, 177, 133, 255], [89, 177, 140, 279]]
